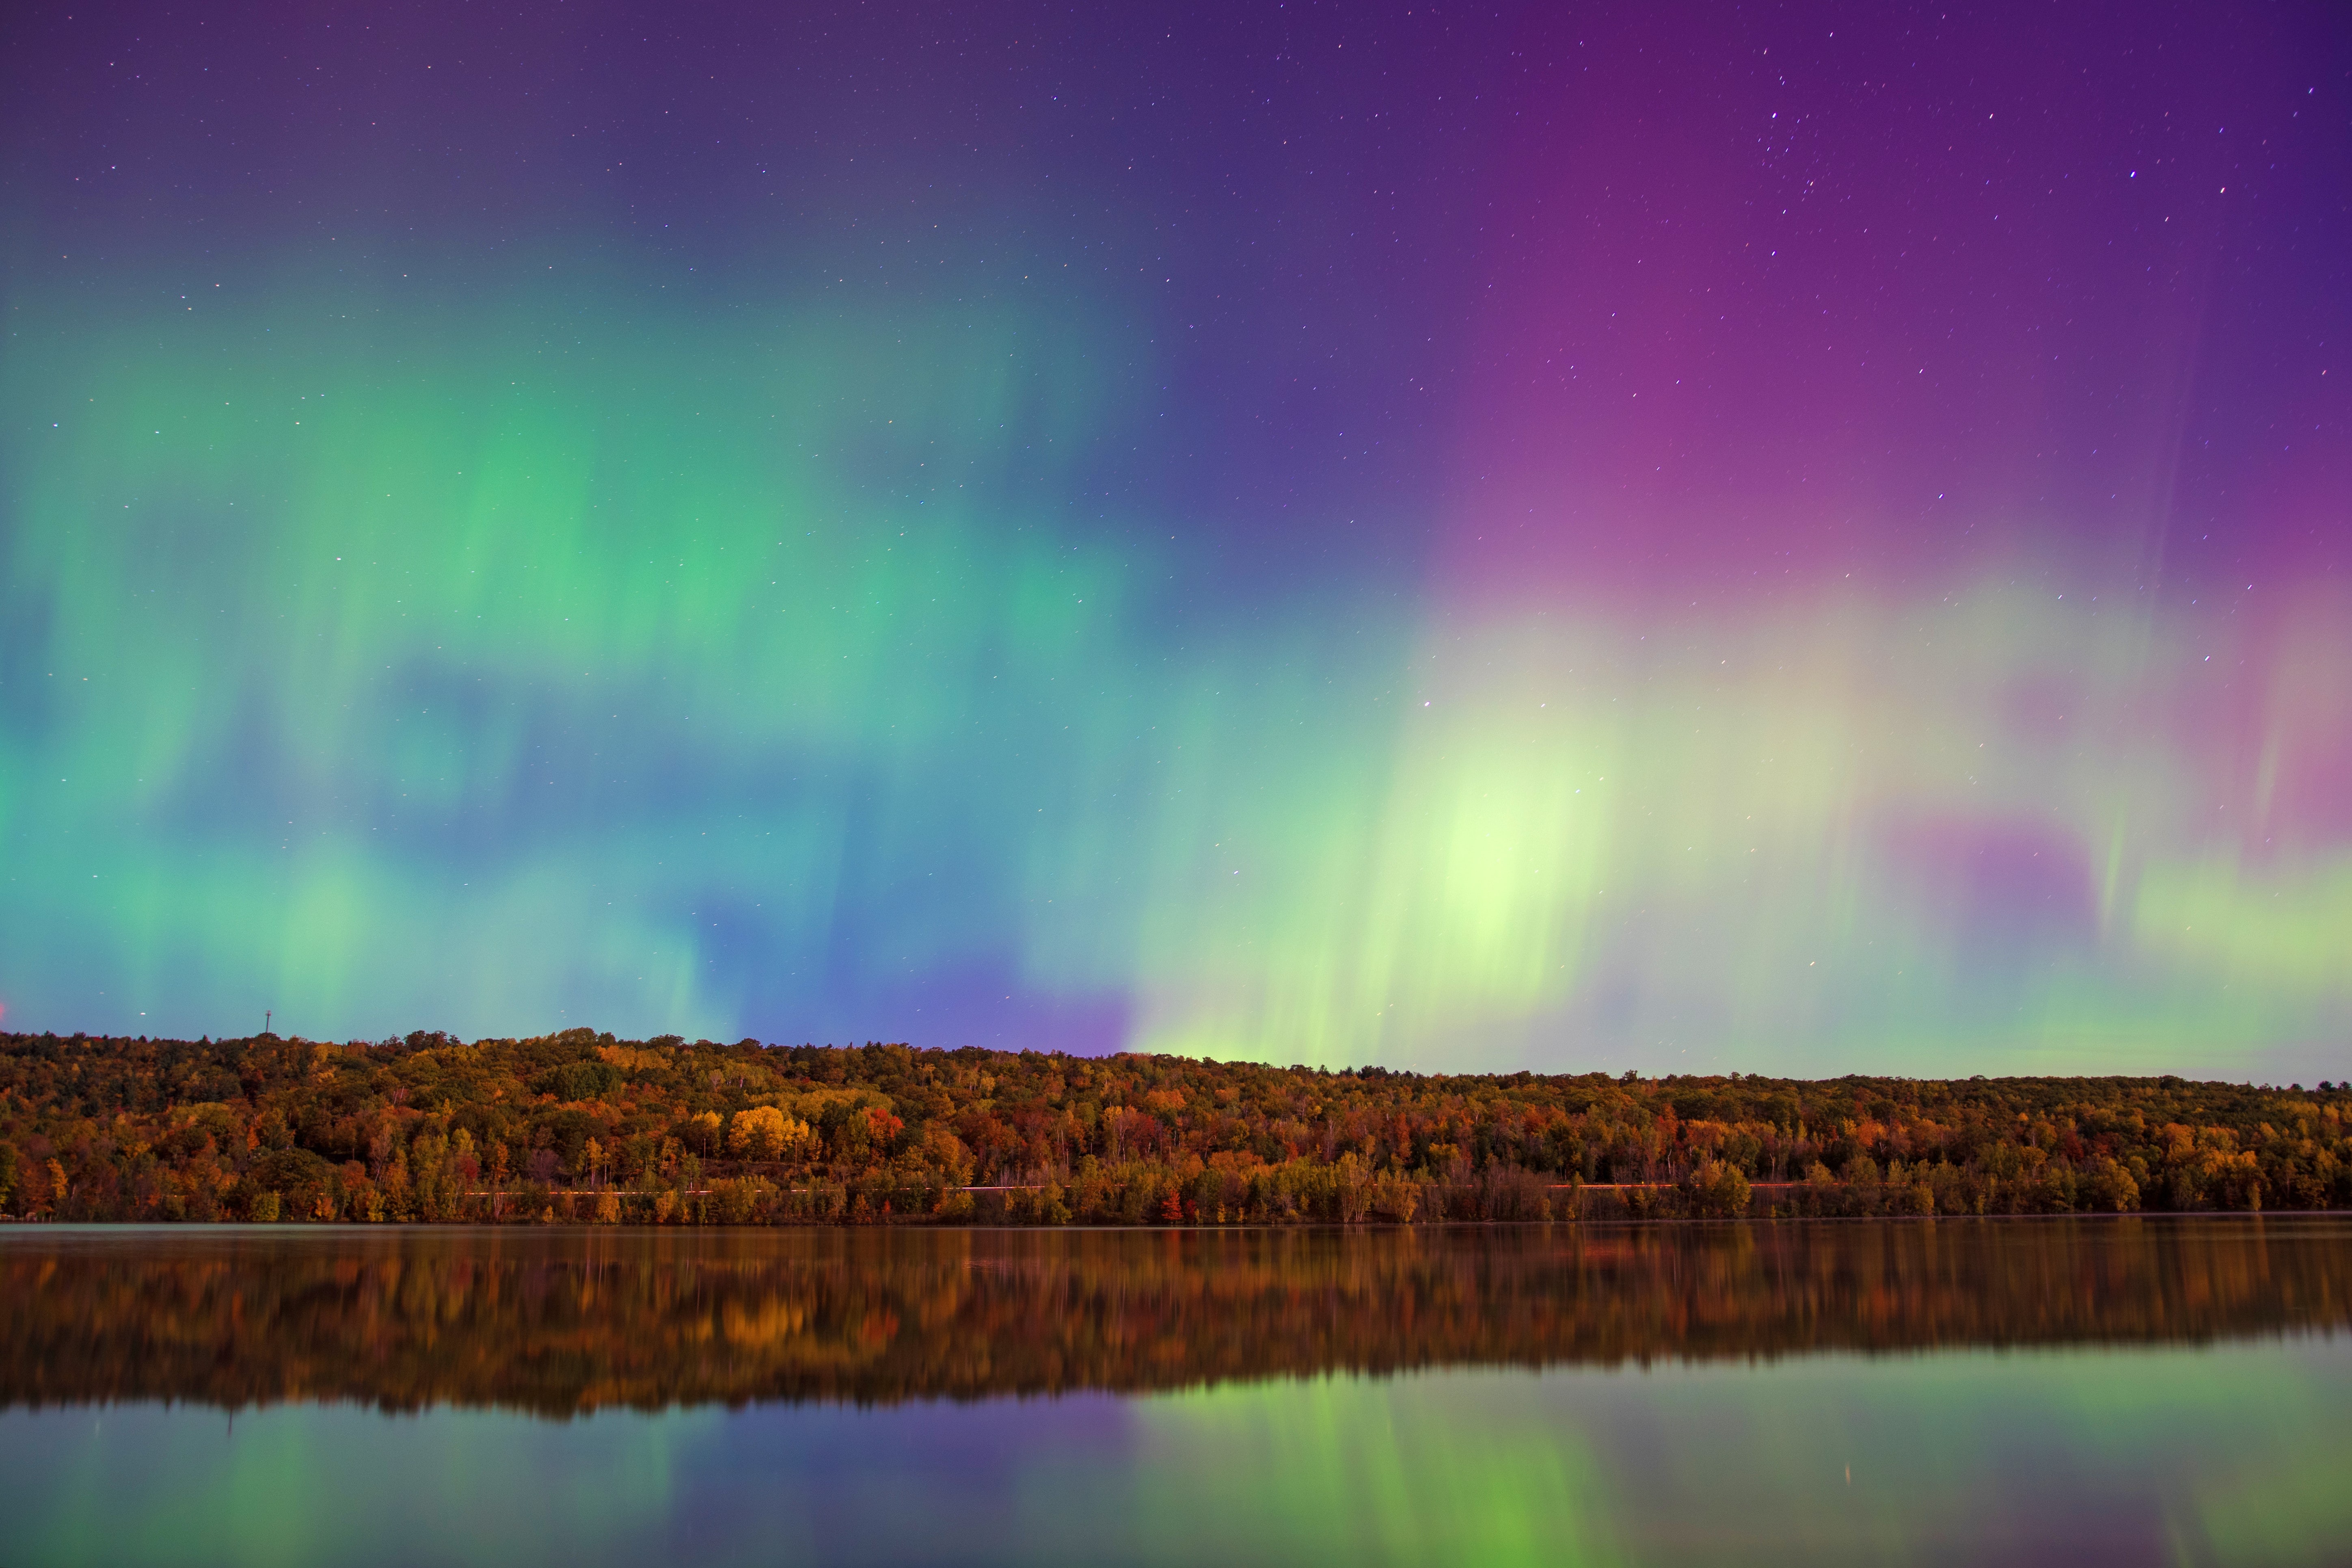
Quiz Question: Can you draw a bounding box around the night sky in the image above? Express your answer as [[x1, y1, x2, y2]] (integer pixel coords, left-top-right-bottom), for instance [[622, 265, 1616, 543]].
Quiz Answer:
[[2, 2, 2347, 1077]]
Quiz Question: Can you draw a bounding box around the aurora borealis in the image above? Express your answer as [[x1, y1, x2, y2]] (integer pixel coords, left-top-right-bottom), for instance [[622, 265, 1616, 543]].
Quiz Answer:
[[2, 3, 2346, 1076]]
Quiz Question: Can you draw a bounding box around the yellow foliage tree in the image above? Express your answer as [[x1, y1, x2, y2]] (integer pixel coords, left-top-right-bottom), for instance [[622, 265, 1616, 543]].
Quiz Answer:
[[728, 1105, 811, 1161]]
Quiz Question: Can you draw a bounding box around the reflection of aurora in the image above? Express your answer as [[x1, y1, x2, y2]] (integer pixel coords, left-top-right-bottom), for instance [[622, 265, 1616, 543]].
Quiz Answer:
[[4, 1221, 2349, 1415], [9, 1341, 2347, 1567], [1112, 1344, 2352, 1568], [5, 279, 2351, 1077], [9, 1225, 2352, 1565]]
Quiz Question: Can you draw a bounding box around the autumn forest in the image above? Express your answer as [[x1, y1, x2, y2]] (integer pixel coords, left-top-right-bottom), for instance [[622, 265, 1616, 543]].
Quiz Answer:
[[1, 1029, 2346, 1227]]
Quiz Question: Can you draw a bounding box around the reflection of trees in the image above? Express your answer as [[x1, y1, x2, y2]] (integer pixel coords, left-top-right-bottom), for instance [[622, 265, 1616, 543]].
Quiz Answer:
[[4, 1220, 2347, 1416]]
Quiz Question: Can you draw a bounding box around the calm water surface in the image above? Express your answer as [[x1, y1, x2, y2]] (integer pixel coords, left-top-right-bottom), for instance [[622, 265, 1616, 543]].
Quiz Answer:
[[2, 1219, 2348, 1566]]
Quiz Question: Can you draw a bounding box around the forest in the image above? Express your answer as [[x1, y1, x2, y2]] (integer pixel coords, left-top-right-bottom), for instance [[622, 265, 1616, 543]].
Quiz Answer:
[[0, 1028, 2346, 1225]]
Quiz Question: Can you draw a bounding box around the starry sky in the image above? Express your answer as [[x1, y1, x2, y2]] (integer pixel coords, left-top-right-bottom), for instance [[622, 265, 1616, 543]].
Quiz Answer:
[[2, 1, 2347, 1077]]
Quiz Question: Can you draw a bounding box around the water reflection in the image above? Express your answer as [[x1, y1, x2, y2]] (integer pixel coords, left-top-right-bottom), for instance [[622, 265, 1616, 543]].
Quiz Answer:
[[6, 1218, 2347, 1413]]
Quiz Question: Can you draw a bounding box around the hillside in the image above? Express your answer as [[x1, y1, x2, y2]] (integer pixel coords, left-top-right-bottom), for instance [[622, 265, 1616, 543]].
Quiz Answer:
[[1, 1029, 2345, 1224]]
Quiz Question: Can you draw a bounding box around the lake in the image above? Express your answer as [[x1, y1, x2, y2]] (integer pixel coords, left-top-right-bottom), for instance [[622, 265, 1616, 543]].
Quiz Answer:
[[2, 1218, 2348, 1565]]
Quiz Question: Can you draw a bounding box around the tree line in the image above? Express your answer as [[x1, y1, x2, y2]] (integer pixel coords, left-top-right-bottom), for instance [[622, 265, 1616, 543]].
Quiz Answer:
[[0, 1028, 2346, 1225]]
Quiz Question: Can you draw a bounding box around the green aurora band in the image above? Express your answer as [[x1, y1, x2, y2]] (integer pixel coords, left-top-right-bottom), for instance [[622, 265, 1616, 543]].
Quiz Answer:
[[3, 267, 2348, 1076]]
